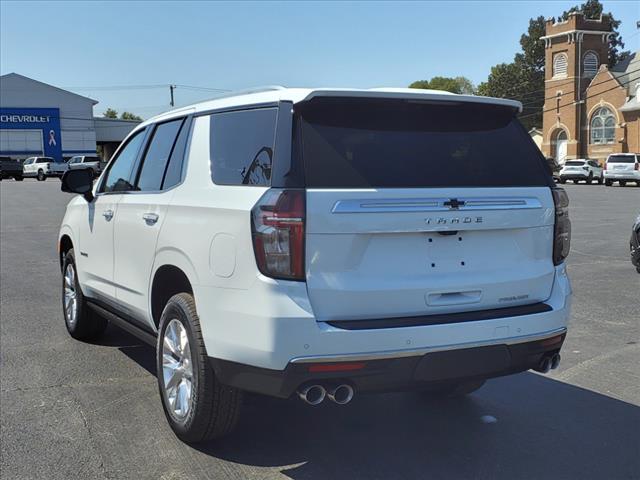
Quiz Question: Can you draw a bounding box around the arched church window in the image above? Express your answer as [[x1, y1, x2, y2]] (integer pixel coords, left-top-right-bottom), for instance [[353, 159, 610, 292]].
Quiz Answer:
[[590, 107, 615, 144], [583, 52, 598, 77]]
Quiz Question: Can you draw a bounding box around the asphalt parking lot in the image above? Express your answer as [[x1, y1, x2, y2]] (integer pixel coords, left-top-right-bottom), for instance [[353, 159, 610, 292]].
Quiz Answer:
[[1, 179, 639, 480]]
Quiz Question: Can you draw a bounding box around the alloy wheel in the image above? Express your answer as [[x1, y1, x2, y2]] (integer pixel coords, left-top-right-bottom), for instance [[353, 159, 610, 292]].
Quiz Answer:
[[162, 319, 194, 419], [63, 263, 78, 327]]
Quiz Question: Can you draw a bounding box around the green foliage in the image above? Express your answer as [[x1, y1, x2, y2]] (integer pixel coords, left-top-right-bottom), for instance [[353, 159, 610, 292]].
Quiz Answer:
[[409, 76, 475, 94], [559, 0, 628, 66], [477, 0, 630, 130], [103, 108, 118, 119], [120, 111, 143, 121]]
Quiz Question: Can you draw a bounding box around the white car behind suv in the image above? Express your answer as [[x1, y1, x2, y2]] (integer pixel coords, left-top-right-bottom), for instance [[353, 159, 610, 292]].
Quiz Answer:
[[558, 159, 603, 184], [58, 87, 572, 443], [604, 153, 640, 186]]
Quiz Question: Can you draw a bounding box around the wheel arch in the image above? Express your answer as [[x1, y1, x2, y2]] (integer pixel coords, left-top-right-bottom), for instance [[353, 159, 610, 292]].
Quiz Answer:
[[149, 250, 199, 330]]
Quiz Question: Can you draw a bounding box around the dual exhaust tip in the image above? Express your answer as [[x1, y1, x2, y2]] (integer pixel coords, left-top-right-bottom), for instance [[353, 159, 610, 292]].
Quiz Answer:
[[298, 384, 354, 405], [536, 353, 561, 374]]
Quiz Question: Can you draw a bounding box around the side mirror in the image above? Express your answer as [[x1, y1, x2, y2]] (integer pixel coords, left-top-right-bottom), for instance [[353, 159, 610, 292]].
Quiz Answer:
[[61, 169, 94, 202]]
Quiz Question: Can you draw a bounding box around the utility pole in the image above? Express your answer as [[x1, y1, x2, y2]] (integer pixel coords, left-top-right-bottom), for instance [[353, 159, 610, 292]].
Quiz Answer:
[[169, 84, 175, 107]]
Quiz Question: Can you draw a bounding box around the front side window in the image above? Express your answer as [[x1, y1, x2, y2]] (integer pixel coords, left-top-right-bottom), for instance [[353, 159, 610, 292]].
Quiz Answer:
[[590, 108, 615, 144], [209, 108, 277, 186], [101, 129, 146, 193], [136, 118, 184, 191]]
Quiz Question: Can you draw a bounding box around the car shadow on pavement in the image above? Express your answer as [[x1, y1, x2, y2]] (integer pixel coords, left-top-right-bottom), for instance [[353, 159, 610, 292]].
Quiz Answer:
[[106, 326, 639, 479], [196, 372, 639, 480]]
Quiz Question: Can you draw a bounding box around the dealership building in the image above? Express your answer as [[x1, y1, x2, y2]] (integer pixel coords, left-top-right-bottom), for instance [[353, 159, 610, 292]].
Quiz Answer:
[[0, 73, 140, 162]]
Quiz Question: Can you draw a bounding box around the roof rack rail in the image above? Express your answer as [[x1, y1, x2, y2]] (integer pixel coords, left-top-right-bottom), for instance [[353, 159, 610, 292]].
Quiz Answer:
[[208, 85, 287, 101]]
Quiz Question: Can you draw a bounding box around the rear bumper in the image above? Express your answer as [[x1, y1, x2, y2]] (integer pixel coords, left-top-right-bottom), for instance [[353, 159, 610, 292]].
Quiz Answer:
[[560, 173, 589, 180], [197, 264, 572, 396], [210, 328, 566, 398], [604, 171, 640, 181]]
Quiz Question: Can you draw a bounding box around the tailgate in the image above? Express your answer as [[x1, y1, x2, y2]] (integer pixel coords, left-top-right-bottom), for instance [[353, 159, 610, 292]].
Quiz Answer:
[[306, 188, 555, 321]]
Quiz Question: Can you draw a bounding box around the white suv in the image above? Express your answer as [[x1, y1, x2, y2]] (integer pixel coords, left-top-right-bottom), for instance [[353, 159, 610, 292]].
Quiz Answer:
[[604, 153, 640, 186], [558, 159, 603, 184], [58, 88, 572, 443]]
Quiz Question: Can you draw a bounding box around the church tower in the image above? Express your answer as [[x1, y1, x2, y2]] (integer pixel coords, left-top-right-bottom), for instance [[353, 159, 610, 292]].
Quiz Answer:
[[541, 12, 612, 163]]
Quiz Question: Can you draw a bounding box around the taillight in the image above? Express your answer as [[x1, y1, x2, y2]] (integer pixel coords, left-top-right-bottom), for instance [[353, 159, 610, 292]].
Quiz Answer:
[[582, 166, 589, 171], [552, 188, 571, 266], [604, 163, 608, 171], [251, 189, 305, 281], [635, 163, 639, 171]]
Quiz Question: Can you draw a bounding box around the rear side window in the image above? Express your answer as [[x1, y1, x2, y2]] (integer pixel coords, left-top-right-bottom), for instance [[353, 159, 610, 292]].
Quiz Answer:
[[136, 118, 184, 191], [565, 161, 585, 166], [607, 155, 636, 163], [296, 98, 550, 188], [209, 108, 277, 186]]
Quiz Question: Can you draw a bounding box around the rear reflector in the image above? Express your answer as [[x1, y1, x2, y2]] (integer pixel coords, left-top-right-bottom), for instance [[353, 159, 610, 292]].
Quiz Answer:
[[308, 363, 366, 373]]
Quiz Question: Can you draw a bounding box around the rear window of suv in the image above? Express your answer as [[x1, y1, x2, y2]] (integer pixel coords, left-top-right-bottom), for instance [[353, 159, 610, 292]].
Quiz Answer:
[[296, 98, 551, 188], [565, 161, 585, 166], [607, 155, 636, 163]]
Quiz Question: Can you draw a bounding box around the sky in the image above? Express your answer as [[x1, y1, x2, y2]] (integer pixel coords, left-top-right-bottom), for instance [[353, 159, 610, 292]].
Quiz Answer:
[[1, 1, 638, 119]]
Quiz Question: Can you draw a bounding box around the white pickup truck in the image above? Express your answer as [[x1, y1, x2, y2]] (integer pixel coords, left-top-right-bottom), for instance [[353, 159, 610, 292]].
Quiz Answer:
[[67, 155, 106, 178], [22, 156, 60, 181]]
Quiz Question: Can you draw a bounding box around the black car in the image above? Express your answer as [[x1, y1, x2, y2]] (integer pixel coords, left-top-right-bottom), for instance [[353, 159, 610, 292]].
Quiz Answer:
[[0, 156, 24, 181], [546, 157, 561, 181], [631, 214, 640, 273]]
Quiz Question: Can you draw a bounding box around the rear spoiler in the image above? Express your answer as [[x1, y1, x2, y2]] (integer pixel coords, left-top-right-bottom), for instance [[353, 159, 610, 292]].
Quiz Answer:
[[301, 89, 523, 113]]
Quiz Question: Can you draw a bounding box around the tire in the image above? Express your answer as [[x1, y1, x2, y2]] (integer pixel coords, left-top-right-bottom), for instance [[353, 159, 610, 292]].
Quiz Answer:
[[572, 180, 578, 184], [605, 179, 612, 186], [14, 176, 23, 181], [598, 175, 603, 185], [620, 180, 626, 187], [587, 172, 593, 184], [157, 293, 242, 443], [559, 178, 566, 184], [421, 379, 486, 398], [37, 169, 46, 181], [61, 249, 107, 340]]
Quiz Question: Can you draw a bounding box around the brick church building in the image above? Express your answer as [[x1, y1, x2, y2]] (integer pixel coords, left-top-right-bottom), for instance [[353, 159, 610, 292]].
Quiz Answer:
[[540, 12, 639, 164]]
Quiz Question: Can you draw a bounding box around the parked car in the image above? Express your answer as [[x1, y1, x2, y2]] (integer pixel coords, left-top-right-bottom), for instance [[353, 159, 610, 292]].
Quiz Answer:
[[559, 159, 603, 184], [48, 161, 69, 178], [67, 155, 106, 177], [0, 156, 24, 181], [22, 156, 56, 181], [58, 87, 572, 443], [604, 153, 640, 186], [631, 213, 640, 273]]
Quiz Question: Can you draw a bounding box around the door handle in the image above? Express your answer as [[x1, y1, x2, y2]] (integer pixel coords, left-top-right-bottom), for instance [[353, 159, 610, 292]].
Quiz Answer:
[[102, 209, 114, 221], [143, 213, 159, 225]]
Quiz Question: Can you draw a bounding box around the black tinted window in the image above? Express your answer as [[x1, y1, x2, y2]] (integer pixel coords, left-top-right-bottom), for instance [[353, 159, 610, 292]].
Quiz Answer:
[[162, 118, 190, 189], [608, 155, 635, 163], [565, 161, 585, 166], [137, 119, 184, 191], [101, 130, 145, 192], [297, 98, 550, 188], [210, 108, 277, 186]]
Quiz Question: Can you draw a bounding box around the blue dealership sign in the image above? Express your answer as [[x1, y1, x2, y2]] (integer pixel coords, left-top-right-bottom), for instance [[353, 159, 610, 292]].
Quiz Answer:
[[0, 107, 63, 161]]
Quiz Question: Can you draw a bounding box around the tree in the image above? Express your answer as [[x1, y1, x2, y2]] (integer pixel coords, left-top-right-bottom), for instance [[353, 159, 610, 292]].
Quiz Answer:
[[477, 0, 630, 130], [120, 111, 142, 121], [559, 0, 627, 66], [103, 108, 118, 119], [409, 76, 475, 94]]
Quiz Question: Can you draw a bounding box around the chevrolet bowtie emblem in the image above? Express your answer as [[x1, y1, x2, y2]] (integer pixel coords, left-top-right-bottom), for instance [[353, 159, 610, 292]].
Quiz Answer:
[[444, 198, 465, 209]]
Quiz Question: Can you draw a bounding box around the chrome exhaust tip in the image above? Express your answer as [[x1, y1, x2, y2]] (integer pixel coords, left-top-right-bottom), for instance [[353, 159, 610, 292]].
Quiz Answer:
[[550, 353, 561, 370], [327, 384, 355, 405], [298, 385, 326, 405]]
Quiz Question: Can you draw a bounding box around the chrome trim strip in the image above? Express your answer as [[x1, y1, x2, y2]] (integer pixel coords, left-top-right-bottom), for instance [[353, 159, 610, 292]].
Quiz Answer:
[[289, 327, 567, 364], [331, 197, 542, 214]]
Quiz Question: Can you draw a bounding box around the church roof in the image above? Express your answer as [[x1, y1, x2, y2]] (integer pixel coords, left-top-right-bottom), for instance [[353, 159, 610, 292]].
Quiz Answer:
[[610, 51, 640, 97]]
